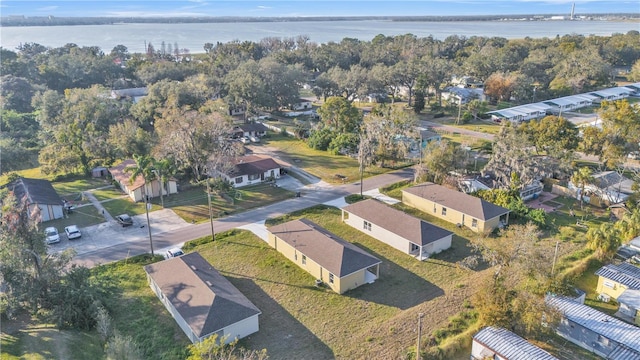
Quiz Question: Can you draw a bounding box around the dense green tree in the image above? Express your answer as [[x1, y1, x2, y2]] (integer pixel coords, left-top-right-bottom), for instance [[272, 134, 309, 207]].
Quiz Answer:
[[420, 140, 468, 183], [107, 119, 154, 159], [570, 167, 594, 210], [520, 115, 579, 157], [0, 75, 38, 113], [317, 96, 362, 134], [587, 222, 621, 261]]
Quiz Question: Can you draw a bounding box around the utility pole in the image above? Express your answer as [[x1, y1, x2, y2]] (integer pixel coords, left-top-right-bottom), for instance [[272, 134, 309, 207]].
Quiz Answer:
[[416, 313, 424, 360], [145, 191, 154, 256], [206, 178, 215, 241]]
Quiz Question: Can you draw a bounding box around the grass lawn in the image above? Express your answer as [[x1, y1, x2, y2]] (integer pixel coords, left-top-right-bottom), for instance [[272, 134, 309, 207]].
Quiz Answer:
[[42, 205, 105, 230], [451, 122, 502, 135], [573, 259, 620, 316], [263, 135, 405, 183], [1, 316, 104, 360]]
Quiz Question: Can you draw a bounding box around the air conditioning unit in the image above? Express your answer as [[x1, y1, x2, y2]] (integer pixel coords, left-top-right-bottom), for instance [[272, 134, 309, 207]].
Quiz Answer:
[[597, 293, 611, 303]]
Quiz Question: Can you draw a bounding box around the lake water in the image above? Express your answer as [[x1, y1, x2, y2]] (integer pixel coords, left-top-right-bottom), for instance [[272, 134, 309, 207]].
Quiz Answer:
[[1, 20, 638, 54]]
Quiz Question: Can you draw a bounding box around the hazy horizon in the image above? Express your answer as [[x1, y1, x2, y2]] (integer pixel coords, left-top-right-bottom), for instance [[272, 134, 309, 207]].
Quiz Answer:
[[2, 0, 639, 18]]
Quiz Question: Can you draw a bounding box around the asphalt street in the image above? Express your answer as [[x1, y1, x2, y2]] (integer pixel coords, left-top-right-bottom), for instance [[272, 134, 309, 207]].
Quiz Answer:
[[72, 167, 415, 267]]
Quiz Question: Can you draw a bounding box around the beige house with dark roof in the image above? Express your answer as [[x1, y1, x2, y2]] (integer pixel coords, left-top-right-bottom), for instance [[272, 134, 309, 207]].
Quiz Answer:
[[219, 155, 282, 188], [402, 183, 509, 233], [144, 252, 261, 344], [341, 199, 453, 260], [267, 218, 381, 294], [109, 159, 178, 202]]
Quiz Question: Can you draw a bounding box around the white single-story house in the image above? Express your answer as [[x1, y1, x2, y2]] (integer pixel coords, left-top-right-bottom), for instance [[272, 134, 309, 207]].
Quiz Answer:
[[442, 86, 484, 104], [290, 99, 312, 111], [471, 326, 558, 360], [624, 82, 640, 96], [459, 176, 543, 202], [6, 177, 64, 222], [220, 155, 282, 188], [402, 182, 510, 233], [589, 87, 631, 103], [487, 103, 552, 123], [144, 252, 261, 344], [267, 218, 381, 294], [547, 295, 640, 359], [110, 87, 148, 103], [109, 159, 178, 202], [341, 199, 453, 260], [232, 123, 268, 138]]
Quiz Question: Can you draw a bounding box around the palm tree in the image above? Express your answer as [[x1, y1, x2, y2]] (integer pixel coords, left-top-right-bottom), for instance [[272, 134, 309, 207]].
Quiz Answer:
[[151, 158, 176, 209], [587, 222, 621, 261], [571, 167, 594, 210]]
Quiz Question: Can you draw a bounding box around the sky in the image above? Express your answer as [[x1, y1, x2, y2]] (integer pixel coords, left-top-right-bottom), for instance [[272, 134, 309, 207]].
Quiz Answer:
[[1, 0, 638, 18]]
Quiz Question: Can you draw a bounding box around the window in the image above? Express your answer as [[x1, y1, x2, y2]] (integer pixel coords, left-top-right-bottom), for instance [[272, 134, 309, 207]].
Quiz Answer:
[[363, 221, 371, 231], [329, 273, 334, 284], [604, 281, 615, 289], [471, 219, 478, 228], [441, 207, 447, 216], [248, 174, 260, 181], [235, 177, 243, 184], [302, 255, 306, 265]]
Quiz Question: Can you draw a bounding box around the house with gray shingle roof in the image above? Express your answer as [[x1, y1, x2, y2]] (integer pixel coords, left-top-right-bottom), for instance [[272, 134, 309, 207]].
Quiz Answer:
[[6, 177, 64, 222], [547, 295, 640, 359], [596, 262, 640, 325], [220, 155, 282, 188], [402, 182, 510, 233], [471, 326, 558, 360], [341, 199, 453, 260], [267, 218, 381, 294], [144, 252, 261, 344]]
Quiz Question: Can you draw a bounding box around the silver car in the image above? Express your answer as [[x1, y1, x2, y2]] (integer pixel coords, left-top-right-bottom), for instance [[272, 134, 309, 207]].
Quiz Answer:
[[45, 227, 60, 244], [65, 225, 82, 240]]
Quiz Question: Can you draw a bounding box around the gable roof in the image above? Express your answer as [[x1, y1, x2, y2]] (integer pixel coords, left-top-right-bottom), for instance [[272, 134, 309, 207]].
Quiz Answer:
[[403, 182, 510, 220], [342, 199, 453, 246], [267, 218, 381, 277], [109, 159, 145, 190], [473, 326, 558, 360], [595, 263, 640, 290], [144, 252, 261, 339], [7, 178, 62, 206], [229, 156, 281, 177], [547, 295, 640, 354]]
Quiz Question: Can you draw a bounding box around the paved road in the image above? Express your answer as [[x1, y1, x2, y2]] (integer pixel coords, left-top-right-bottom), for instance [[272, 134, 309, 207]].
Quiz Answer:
[[72, 168, 415, 267]]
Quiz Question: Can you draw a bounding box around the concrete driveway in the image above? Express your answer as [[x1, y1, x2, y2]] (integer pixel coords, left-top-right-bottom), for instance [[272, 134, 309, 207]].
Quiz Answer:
[[51, 209, 190, 257]]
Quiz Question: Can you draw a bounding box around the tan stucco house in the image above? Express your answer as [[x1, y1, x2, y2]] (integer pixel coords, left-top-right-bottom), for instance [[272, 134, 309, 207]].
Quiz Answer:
[[596, 262, 640, 324], [267, 218, 381, 294], [341, 199, 453, 260], [144, 252, 261, 344], [109, 159, 178, 202], [402, 182, 510, 233]]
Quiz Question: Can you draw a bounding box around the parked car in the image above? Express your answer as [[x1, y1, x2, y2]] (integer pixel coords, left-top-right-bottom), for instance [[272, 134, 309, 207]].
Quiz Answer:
[[64, 225, 82, 240], [240, 136, 250, 144], [249, 135, 260, 143], [166, 247, 185, 259], [45, 227, 60, 244], [115, 214, 134, 227]]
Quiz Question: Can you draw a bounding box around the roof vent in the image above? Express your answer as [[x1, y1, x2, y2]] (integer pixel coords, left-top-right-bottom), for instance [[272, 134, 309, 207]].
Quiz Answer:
[[205, 280, 213, 287], [190, 265, 197, 271]]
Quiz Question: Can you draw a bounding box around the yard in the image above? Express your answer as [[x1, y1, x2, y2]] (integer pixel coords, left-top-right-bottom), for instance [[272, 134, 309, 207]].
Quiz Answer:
[[261, 134, 408, 184]]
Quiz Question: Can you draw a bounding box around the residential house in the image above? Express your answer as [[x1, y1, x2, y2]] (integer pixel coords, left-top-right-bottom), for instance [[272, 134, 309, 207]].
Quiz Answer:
[[488, 103, 552, 123], [109, 159, 178, 202], [459, 176, 543, 202], [543, 94, 598, 114], [570, 171, 634, 204], [451, 75, 484, 89], [624, 82, 640, 96], [341, 199, 453, 260], [267, 218, 381, 294], [442, 86, 484, 105], [110, 87, 148, 103], [546, 295, 640, 359], [232, 123, 268, 139], [402, 182, 510, 232], [6, 177, 64, 222], [589, 87, 631, 103], [419, 129, 441, 148], [471, 326, 558, 360], [290, 99, 312, 111], [144, 252, 261, 344], [219, 155, 282, 188], [596, 262, 640, 324]]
